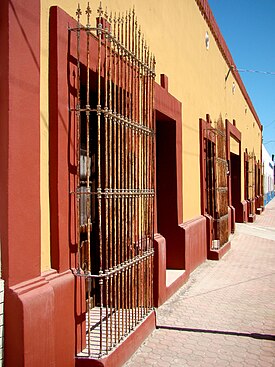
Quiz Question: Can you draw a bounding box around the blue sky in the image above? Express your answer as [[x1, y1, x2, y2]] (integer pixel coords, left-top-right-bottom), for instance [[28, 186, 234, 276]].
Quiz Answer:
[[208, 0, 275, 157]]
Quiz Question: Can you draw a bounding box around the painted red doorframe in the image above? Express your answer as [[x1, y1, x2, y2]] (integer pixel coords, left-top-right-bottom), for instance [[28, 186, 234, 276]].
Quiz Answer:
[[225, 119, 242, 226], [255, 160, 263, 213], [154, 81, 183, 226], [154, 81, 207, 307]]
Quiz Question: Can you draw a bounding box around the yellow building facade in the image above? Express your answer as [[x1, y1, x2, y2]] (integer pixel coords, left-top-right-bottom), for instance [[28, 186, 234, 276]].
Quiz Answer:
[[40, 0, 262, 271]]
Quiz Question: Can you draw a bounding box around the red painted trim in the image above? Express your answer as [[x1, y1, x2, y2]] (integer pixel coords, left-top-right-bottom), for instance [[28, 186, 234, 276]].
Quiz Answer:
[[204, 214, 213, 258], [49, 6, 75, 272], [195, 0, 262, 130], [75, 312, 156, 367], [244, 149, 249, 201], [153, 234, 167, 307], [226, 119, 241, 227], [0, 0, 41, 287], [180, 215, 207, 273], [228, 205, 236, 233], [154, 82, 185, 271], [0, 0, 9, 284], [154, 82, 183, 224], [160, 73, 169, 91], [208, 241, 231, 260]]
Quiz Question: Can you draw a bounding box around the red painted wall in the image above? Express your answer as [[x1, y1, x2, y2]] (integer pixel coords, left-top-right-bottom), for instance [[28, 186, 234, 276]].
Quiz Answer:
[[0, 0, 41, 288], [0, 2, 76, 366]]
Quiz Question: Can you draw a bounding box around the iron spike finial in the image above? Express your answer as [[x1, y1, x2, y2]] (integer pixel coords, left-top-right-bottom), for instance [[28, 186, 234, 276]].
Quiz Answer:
[[132, 6, 135, 17], [138, 25, 141, 36], [105, 6, 108, 19], [86, 2, 92, 27], [97, 1, 103, 17], [109, 11, 112, 23], [76, 3, 82, 23]]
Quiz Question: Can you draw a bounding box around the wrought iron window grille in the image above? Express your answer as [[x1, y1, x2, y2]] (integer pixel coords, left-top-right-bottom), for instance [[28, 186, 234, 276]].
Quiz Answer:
[[69, 2, 156, 358]]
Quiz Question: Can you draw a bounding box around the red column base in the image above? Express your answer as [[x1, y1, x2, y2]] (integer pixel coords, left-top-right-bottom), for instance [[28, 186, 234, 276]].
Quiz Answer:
[[248, 214, 257, 222], [5, 271, 75, 367], [208, 241, 231, 260]]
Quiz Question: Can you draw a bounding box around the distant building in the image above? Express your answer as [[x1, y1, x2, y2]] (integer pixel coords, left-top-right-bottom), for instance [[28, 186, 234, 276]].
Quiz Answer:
[[262, 145, 275, 204], [0, 0, 263, 366]]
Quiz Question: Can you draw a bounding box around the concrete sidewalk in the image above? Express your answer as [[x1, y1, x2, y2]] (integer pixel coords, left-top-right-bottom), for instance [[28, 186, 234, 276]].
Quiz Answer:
[[124, 199, 275, 367]]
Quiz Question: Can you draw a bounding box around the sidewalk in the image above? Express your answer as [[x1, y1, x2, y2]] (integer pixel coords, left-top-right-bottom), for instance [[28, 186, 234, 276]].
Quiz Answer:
[[124, 199, 275, 367]]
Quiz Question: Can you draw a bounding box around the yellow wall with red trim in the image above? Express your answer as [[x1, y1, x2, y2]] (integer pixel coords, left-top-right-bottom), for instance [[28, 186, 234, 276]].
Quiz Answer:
[[40, 0, 262, 271]]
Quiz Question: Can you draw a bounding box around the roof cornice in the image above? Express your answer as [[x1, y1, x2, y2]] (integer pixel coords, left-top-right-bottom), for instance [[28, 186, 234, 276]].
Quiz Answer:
[[195, 0, 262, 130]]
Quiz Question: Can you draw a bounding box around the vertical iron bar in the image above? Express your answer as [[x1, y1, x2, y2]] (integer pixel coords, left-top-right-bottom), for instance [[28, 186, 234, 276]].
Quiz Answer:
[[124, 11, 129, 335], [103, 8, 109, 352], [116, 13, 122, 341], [140, 34, 145, 318], [108, 11, 114, 348], [97, 2, 104, 357], [144, 43, 148, 314], [130, 8, 135, 330], [112, 13, 118, 345], [151, 55, 156, 308], [85, 3, 92, 356], [133, 13, 138, 327], [136, 25, 141, 322], [149, 54, 154, 309], [120, 13, 125, 338], [127, 9, 132, 332]]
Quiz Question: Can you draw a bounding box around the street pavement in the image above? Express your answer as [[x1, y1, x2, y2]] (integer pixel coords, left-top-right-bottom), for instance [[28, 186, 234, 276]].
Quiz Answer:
[[124, 198, 275, 366]]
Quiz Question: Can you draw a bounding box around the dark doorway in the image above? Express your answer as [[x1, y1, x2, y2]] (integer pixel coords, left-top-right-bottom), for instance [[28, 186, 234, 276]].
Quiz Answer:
[[156, 111, 183, 269], [230, 152, 241, 221]]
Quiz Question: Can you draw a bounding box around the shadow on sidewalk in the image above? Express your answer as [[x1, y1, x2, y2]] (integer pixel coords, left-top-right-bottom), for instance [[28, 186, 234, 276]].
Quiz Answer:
[[156, 325, 275, 341]]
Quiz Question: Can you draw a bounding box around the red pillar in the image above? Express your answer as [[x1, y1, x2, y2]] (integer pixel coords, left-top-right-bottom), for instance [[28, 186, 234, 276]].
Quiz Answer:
[[0, 2, 75, 366]]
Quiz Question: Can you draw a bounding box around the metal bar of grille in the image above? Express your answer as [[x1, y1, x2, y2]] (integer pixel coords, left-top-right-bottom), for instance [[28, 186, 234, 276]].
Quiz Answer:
[[71, 3, 155, 359], [96, 3, 104, 356]]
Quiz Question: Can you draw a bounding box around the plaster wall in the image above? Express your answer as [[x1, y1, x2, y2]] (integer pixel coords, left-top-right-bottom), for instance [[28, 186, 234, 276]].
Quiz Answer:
[[40, 0, 262, 271]]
